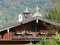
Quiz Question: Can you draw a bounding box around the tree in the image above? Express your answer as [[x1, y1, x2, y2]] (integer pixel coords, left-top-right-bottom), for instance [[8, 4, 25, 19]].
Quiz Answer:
[[47, 8, 60, 23], [0, 13, 4, 28]]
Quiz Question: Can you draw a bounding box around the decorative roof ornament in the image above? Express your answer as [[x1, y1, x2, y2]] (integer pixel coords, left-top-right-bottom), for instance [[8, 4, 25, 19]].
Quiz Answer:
[[18, 14, 23, 22], [32, 6, 43, 17], [23, 7, 30, 15], [24, 7, 29, 13], [36, 6, 39, 13], [23, 7, 30, 18]]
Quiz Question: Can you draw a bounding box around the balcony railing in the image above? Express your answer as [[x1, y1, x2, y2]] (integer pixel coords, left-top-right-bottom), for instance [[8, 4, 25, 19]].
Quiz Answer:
[[0, 30, 57, 41]]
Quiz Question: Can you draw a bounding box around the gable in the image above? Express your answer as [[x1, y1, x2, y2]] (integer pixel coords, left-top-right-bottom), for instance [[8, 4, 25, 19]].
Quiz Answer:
[[0, 16, 60, 32]]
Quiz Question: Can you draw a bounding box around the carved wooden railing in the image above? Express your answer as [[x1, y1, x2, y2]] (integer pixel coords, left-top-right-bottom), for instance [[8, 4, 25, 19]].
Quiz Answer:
[[0, 30, 57, 41]]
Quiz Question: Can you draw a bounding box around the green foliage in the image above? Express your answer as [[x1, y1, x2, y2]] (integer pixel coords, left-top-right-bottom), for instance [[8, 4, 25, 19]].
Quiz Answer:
[[47, 7, 60, 31], [36, 43, 42, 45], [47, 8, 60, 23], [47, 39, 58, 45], [27, 43, 34, 45], [27, 38, 60, 45], [36, 38, 58, 45], [54, 34, 60, 44], [53, 34, 60, 45], [0, 13, 4, 28]]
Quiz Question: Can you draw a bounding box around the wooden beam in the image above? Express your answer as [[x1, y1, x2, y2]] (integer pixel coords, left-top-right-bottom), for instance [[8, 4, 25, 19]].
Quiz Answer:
[[7, 28, 9, 33], [36, 19, 38, 23]]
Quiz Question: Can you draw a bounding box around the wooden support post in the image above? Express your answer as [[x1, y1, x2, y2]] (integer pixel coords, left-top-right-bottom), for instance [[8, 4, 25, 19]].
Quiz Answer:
[[36, 19, 38, 23], [7, 28, 9, 33], [7, 28, 10, 40]]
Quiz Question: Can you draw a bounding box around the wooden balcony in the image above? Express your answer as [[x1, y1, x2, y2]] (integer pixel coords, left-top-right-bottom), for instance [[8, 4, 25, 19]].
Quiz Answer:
[[11, 32, 55, 41], [0, 30, 57, 41]]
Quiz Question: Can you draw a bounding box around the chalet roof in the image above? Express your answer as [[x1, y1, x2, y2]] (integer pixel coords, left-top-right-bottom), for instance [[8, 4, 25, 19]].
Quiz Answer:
[[0, 16, 60, 32]]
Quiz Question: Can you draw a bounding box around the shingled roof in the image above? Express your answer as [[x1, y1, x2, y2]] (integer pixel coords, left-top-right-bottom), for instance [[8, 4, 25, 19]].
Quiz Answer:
[[0, 16, 60, 32]]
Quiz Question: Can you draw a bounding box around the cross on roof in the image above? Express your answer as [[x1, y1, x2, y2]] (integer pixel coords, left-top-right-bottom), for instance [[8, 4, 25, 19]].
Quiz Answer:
[[24, 7, 29, 12], [33, 6, 43, 17], [35, 6, 39, 13]]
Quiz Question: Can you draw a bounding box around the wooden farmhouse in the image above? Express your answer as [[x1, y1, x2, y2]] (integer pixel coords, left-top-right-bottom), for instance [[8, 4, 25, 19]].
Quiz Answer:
[[0, 6, 60, 44]]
